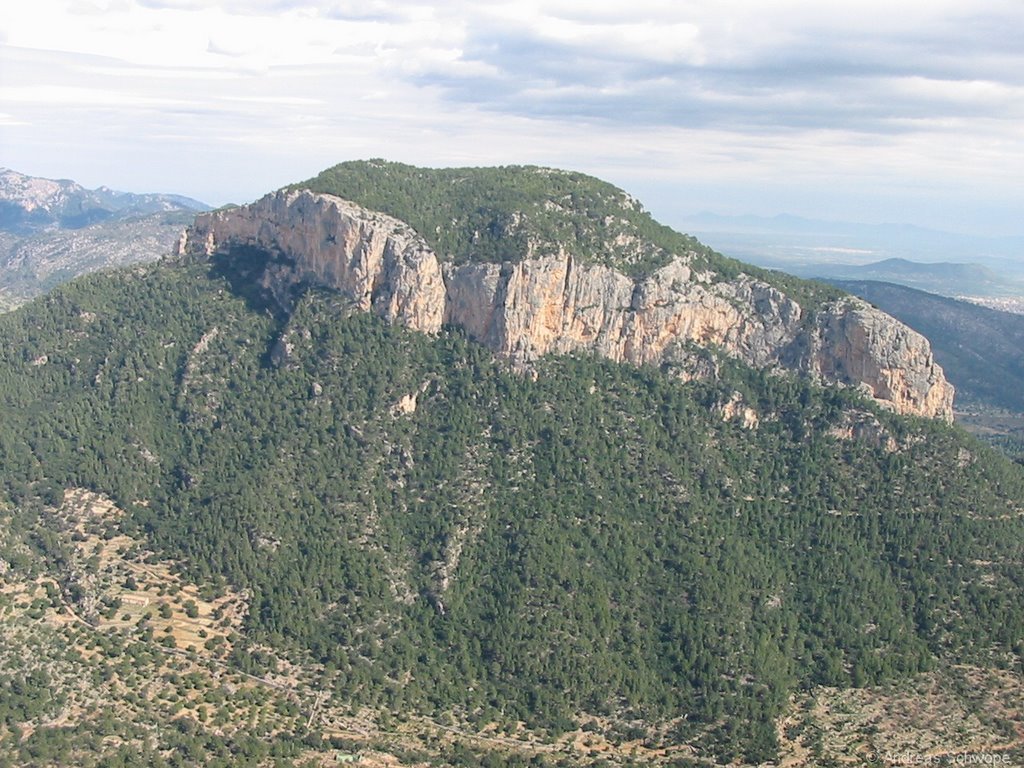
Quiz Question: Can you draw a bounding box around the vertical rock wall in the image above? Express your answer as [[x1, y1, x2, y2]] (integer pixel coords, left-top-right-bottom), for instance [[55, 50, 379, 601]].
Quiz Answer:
[[178, 190, 954, 420]]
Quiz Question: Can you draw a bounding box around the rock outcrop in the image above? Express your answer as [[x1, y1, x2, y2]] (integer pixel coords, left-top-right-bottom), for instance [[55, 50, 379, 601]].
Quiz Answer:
[[794, 301, 954, 420], [177, 189, 954, 420]]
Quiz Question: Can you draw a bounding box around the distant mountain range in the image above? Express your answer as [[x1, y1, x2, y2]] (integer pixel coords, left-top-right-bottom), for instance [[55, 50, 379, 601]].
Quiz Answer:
[[0, 168, 209, 310], [679, 211, 1024, 298], [0, 167, 206, 233]]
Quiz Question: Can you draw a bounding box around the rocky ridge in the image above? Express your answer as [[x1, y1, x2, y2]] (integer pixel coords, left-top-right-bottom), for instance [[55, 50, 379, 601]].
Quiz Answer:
[[0, 168, 210, 311], [0, 212, 196, 311], [0, 167, 207, 233], [177, 188, 954, 420]]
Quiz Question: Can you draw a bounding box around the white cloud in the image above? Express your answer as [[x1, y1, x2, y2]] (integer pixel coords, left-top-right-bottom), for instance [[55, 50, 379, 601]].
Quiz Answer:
[[0, 83, 191, 108], [0, 113, 29, 126], [0, 0, 1021, 235]]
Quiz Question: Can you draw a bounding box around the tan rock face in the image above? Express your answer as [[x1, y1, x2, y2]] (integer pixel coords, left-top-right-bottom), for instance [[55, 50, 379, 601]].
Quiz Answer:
[[790, 301, 954, 420], [183, 191, 446, 332], [442, 255, 636, 363], [178, 190, 954, 420]]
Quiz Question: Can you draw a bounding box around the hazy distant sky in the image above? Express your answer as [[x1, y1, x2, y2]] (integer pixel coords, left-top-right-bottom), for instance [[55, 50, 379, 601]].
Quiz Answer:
[[1, 0, 1022, 235]]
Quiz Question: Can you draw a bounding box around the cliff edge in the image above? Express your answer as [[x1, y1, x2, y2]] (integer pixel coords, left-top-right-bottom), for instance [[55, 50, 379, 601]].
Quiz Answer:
[[177, 188, 953, 420]]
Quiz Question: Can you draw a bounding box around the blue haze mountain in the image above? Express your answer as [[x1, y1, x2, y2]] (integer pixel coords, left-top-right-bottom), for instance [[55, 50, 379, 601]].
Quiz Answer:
[[0, 168, 209, 310]]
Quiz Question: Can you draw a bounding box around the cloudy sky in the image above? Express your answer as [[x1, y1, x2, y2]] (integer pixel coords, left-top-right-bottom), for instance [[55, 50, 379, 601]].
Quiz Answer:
[[1, 0, 1022, 235]]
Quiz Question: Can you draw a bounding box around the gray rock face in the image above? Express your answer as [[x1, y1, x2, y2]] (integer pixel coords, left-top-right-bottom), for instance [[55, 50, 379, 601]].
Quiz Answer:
[[178, 189, 954, 420]]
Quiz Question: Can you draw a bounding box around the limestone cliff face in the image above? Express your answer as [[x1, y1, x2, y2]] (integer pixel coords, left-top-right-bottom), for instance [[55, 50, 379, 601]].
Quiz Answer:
[[793, 302, 955, 419], [178, 190, 954, 420], [184, 191, 446, 332]]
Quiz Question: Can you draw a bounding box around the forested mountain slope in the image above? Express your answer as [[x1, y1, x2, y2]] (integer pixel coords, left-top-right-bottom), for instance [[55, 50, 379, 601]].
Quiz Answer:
[[0, 255, 1021, 765]]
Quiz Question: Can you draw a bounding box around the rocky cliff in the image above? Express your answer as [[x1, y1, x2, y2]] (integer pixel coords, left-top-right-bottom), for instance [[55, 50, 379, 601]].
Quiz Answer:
[[177, 189, 954, 420]]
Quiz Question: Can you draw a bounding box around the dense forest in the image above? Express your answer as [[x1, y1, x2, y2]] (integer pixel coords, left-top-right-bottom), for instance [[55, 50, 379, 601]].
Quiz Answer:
[[1, 256, 1022, 764]]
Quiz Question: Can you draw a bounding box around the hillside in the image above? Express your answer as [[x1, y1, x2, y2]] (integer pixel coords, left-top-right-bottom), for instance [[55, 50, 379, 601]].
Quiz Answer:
[[811, 259, 1024, 301], [828, 278, 1024, 459], [294, 160, 716, 275], [0, 164, 1021, 766], [295, 161, 840, 304], [0, 211, 197, 312]]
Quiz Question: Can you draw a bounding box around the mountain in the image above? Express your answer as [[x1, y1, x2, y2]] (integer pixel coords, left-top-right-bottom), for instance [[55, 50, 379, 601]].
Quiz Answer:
[[0, 161, 1022, 767], [827, 279, 1024, 458], [678, 211, 1024, 284], [0, 168, 206, 234], [177, 161, 952, 420], [0, 169, 209, 311], [0, 211, 199, 312], [828, 279, 1024, 414]]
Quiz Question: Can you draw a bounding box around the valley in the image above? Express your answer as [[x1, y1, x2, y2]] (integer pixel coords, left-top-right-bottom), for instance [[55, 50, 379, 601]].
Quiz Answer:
[[2, 492, 1020, 766]]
